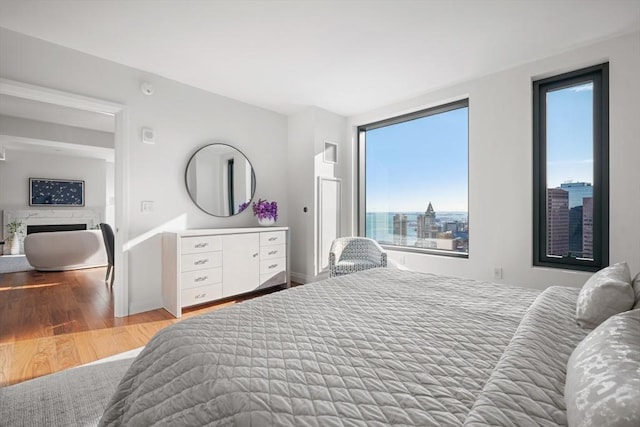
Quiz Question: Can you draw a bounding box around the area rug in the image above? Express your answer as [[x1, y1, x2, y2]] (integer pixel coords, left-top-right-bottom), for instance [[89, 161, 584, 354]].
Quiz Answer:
[[0, 255, 35, 274], [0, 347, 143, 426]]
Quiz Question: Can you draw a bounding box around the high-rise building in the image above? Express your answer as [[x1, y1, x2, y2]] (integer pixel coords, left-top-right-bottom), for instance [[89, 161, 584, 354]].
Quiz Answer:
[[417, 202, 437, 239], [583, 197, 594, 259], [393, 214, 407, 245], [560, 182, 593, 209], [559, 182, 593, 258], [444, 222, 459, 233], [568, 206, 583, 256], [547, 188, 569, 257]]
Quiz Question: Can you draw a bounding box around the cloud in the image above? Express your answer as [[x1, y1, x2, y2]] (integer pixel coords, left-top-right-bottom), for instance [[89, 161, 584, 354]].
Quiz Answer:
[[568, 83, 593, 92], [548, 159, 593, 165]]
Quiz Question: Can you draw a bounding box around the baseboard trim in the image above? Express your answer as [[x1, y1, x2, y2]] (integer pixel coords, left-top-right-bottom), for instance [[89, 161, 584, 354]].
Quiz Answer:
[[128, 299, 162, 316], [290, 271, 317, 284]]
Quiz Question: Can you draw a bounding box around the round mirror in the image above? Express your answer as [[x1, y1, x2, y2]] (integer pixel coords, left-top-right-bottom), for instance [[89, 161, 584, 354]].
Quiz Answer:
[[185, 143, 256, 217]]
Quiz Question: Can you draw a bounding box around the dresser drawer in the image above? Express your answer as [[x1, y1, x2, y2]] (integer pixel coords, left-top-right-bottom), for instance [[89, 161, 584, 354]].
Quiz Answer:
[[260, 244, 285, 260], [181, 283, 223, 307], [181, 251, 222, 272], [181, 235, 222, 255], [181, 267, 222, 290], [260, 257, 286, 276], [260, 231, 286, 246]]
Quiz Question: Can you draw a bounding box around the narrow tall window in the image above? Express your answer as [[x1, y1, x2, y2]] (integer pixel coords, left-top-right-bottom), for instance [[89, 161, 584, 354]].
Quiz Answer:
[[358, 99, 469, 257], [533, 63, 609, 271]]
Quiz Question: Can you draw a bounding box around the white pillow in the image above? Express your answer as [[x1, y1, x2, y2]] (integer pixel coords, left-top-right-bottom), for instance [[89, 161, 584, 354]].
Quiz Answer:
[[632, 272, 640, 310], [565, 309, 640, 427], [575, 262, 634, 329]]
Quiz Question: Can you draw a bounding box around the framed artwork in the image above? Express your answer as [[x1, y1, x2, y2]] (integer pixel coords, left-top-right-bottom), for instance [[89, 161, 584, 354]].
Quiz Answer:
[[29, 178, 85, 206]]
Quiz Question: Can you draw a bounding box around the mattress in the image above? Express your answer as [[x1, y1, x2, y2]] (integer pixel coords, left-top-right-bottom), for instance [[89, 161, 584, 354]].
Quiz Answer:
[[100, 269, 583, 426]]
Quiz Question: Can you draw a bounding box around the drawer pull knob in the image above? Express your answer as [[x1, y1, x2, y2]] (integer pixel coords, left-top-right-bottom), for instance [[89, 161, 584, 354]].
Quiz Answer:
[[195, 293, 206, 299], [269, 250, 277, 255], [269, 264, 278, 269], [253, 253, 259, 258], [195, 243, 208, 248], [195, 276, 208, 282], [194, 259, 209, 265], [268, 237, 277, 241]]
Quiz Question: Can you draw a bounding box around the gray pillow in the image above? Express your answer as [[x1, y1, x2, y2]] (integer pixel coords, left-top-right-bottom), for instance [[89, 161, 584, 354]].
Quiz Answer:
[[633, 272, 640, 310], [565, 309, 640, 427], [576, 262, 634, 329]]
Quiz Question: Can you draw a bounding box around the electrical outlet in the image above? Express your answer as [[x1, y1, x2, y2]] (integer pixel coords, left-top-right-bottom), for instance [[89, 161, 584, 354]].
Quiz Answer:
[[493, 267, 503, 280]]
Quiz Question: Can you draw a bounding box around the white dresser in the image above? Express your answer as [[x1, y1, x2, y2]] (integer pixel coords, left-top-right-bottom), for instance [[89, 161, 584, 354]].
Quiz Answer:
[[162, 227, 289, 317]]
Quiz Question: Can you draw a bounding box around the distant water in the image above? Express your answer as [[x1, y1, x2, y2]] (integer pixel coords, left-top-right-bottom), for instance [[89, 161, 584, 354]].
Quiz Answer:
[[365, 211, 468, 246]]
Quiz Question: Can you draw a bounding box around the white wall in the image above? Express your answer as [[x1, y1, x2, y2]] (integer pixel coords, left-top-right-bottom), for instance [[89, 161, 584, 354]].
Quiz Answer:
[[0, 28, 288, 314], [0, 115, 114, 148], [0, 148, 107, 233], [287, 107, 346, 283], [347, 31, 640, 289], [105, 161, 115, 226], [287, 109, 315, 282]]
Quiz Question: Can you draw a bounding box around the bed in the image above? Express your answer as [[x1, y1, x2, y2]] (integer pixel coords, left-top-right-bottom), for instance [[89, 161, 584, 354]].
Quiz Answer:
[[99, 268, 596, 426]]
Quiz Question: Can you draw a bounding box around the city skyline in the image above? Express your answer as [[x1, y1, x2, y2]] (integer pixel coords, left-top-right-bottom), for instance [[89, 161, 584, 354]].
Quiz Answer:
[[367, 202, 469, 253], [547, 181, 593, 260]]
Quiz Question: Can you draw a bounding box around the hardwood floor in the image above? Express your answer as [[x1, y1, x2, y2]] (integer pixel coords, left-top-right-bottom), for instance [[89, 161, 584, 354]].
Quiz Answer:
[[0, 266, 292, 386]]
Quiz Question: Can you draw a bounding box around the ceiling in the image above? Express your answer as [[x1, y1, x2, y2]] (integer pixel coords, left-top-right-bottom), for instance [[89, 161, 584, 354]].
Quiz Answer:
[[0, 95, 115, 162], [0, 0, 639, 116], [0, 94, 115, 132]]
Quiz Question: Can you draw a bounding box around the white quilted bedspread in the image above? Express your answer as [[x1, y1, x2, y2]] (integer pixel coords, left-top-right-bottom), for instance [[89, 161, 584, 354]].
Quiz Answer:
[[465, 286, 588, 427], [100, 269, 541, 426]]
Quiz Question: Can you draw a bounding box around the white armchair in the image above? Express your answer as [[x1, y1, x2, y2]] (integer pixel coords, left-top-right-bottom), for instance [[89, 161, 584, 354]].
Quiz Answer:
[[328, 237, 387, 278]]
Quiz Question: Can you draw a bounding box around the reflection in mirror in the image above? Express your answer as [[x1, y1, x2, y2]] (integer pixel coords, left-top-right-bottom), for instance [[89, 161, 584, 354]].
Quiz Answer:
[[185, 143, 256, 217]]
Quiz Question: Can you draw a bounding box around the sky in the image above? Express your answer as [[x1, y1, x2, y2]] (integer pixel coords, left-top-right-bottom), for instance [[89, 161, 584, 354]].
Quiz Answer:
[[364, 81, 594, 213], [365, 106, 468, 212], [546, 82, 594, 188]]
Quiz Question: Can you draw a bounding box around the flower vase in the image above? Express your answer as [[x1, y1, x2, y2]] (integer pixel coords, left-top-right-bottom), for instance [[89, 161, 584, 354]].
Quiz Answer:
[[258, 217, 275, 226], [10, 233, 20, 255]]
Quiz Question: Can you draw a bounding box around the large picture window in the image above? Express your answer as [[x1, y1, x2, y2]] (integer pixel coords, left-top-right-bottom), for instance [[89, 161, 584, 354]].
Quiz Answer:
[[533, 63, 609, 271], [358, 99, 469, 257]]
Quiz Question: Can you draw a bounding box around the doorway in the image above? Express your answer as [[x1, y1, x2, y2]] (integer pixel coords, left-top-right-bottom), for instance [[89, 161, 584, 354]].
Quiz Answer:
[[0, 78, 129, 317]]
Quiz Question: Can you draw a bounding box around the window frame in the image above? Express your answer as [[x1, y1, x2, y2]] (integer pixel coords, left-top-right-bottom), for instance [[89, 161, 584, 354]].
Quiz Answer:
[[532, 63, 609, 272], [357, 98, 470, 258]]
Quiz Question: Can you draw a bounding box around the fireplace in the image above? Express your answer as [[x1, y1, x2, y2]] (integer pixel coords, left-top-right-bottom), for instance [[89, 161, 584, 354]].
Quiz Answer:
[[27, 223, 87, 234], [2, 208, 102, 255]]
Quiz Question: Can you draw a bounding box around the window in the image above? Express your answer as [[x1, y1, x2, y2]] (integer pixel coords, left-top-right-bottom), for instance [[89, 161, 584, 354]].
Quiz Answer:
[[533, 63, 609, 271], [358, 99, 469, 257]]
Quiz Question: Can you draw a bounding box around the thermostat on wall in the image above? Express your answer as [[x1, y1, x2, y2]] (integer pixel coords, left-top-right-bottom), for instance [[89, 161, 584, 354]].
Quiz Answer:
[[141, 127, 156, 144]]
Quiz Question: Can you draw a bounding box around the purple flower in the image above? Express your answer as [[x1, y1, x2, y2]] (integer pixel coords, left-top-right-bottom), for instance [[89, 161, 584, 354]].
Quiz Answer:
[[252, 199, 278, 221], [237, 202, 249, 213]]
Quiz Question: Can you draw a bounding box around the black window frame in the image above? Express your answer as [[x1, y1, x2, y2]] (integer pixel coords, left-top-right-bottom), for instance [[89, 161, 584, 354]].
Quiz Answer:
[[357, 98, 470, 258], [533, 63, 609, 272]]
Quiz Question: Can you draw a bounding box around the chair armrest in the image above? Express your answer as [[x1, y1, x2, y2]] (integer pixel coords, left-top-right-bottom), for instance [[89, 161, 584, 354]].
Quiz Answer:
[[329, 251, 337, 267], [329, 239, 347, 263], [366, 241, 387, 267]]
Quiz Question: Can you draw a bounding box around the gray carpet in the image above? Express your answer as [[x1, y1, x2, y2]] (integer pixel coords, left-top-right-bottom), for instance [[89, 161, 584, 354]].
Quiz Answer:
[[0, 255, 35, 274], [0, 348, 142, 427]]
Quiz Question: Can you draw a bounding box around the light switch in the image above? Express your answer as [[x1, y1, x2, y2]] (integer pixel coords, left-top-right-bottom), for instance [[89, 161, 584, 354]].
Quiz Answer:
[[141, 201, 154, 213], [141, 127, 156, 144]]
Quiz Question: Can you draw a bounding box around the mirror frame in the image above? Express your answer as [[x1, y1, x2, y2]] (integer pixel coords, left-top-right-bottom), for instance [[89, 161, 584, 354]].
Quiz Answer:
[[184, 142, 256, 217]]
